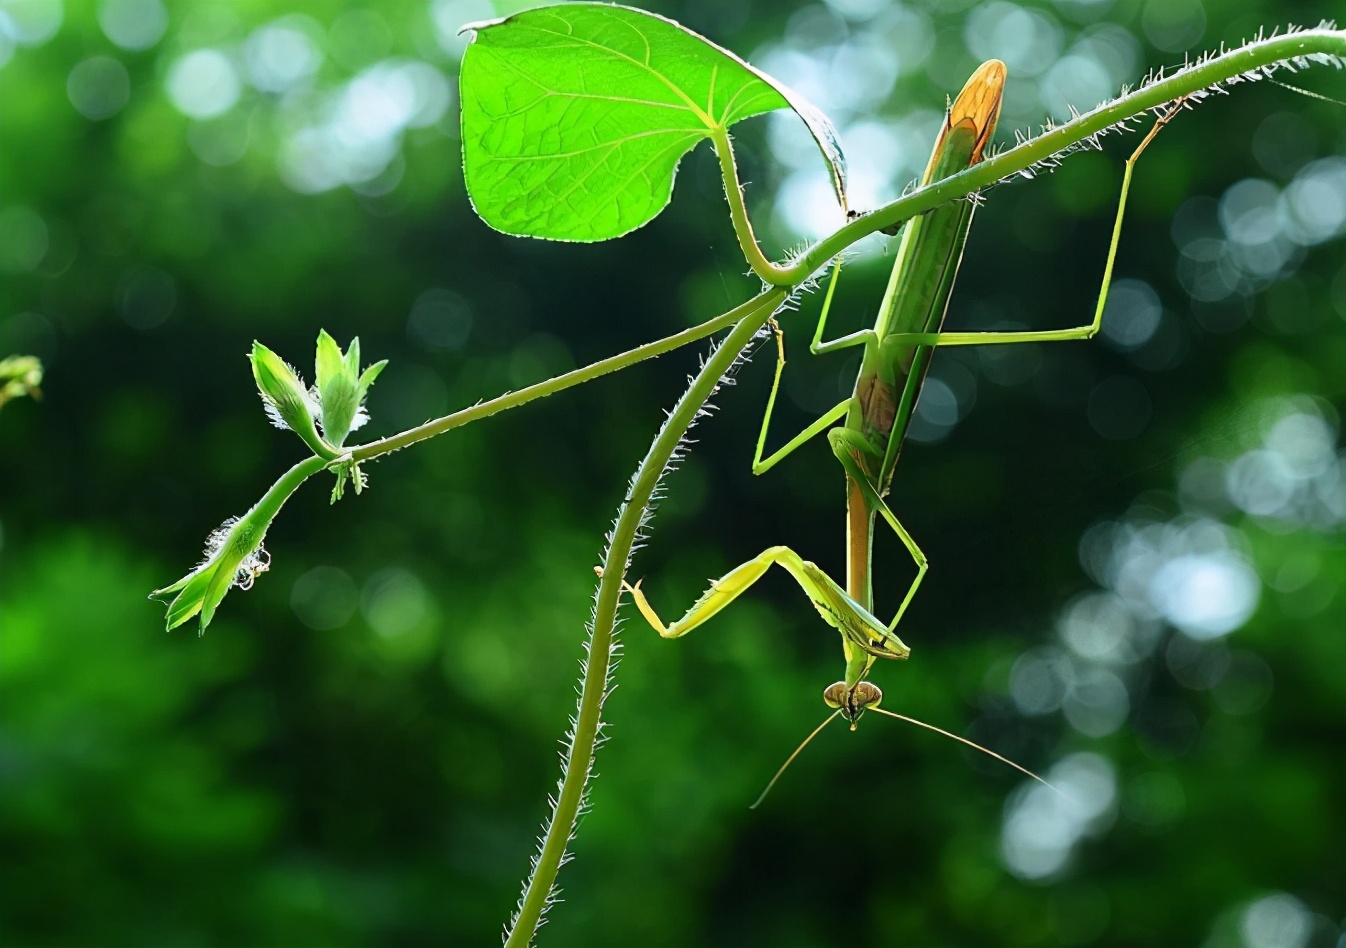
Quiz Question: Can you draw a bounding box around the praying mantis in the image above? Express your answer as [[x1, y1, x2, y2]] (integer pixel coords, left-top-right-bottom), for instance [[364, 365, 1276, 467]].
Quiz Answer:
[[621, 60, 1186, 793]]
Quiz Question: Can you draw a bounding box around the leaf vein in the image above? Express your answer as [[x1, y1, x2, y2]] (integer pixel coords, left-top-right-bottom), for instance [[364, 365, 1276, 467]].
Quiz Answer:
[[482, 127, 703, 164], [507, 21, 716, 126]]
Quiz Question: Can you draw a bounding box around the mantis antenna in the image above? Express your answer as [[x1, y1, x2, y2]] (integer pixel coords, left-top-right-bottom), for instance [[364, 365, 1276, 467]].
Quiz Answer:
[[750, 684, 1061, 809], [750, 709, 842, 810], [866, 707, 1059, 793]]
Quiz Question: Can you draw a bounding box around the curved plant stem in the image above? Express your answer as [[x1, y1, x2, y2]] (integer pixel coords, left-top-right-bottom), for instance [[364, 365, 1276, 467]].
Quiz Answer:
[[711, 127, 789, 285], [504, 287, 790, 947], [347, 289, 778, 463]]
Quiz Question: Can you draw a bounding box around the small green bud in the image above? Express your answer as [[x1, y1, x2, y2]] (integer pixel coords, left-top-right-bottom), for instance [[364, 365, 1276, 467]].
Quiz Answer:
[[313, 330, 386, 448], [249, 333, 386, 462], [250, 342, 326, 454], [151, 455, 326, 632], [151, 510, 272, 633]]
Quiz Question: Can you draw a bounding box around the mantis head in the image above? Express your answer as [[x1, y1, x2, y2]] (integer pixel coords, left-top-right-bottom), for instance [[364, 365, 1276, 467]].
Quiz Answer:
[[823, 680, 883, 730]]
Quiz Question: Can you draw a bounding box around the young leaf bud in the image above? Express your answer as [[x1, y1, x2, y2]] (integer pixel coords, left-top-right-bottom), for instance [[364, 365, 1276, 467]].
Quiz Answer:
[[150, 456, 325, 633], [250, 342, 328, 456], [312, 330, 387, 448], [150, 512, 273, 634]]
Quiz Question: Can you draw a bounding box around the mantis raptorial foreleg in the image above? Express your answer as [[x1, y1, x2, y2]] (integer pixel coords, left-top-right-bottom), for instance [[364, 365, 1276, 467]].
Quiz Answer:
[[627, 433, 926, 690], [623, 544, 909, 689]]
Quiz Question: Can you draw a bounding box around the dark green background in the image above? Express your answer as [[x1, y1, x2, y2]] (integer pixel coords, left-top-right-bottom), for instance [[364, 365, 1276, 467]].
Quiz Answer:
[[2, 0, 1343, 945]]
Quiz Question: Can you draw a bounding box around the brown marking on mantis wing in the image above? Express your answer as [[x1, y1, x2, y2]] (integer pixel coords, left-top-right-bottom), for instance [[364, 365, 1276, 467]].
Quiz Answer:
[[856, 372, 898, 446]]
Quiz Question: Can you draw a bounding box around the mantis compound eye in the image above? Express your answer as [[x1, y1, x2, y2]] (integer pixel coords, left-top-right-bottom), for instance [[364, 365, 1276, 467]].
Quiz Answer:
[[822, 681, 883, 727]]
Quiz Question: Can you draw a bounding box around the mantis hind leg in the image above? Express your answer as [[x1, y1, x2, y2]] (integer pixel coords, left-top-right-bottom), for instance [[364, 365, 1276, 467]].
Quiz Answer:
[[882, 99, 1185, 350]]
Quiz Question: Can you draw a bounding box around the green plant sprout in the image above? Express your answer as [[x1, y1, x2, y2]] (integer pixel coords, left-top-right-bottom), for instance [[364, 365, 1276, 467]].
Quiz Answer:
[[141, 4, 1345, 942], [149, 297, 787, 632]]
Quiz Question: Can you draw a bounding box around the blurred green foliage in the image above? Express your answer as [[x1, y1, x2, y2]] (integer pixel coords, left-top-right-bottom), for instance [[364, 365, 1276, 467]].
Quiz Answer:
[[1, 0, 1343, 945], [0, 355, 42, 408]]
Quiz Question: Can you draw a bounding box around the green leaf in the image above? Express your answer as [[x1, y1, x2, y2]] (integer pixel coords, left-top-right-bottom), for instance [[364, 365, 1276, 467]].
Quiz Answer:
[[356, 360, 387, 400], [314, 330, 344, 398], [460, 3, 847, 241], [314, 331, 358, 447], [309, 331, 384, 448]]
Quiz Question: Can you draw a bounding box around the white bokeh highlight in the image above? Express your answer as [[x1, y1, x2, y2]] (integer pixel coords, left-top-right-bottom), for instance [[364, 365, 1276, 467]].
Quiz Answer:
[[166, 49, 243, 120]]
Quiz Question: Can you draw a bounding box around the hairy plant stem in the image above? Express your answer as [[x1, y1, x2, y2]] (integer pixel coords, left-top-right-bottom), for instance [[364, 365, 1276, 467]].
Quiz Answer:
[[711, 125, 787, 285], [346, 290, 776, 463], [770, 29, 1346, 286], [504, 288, 789, 946]]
